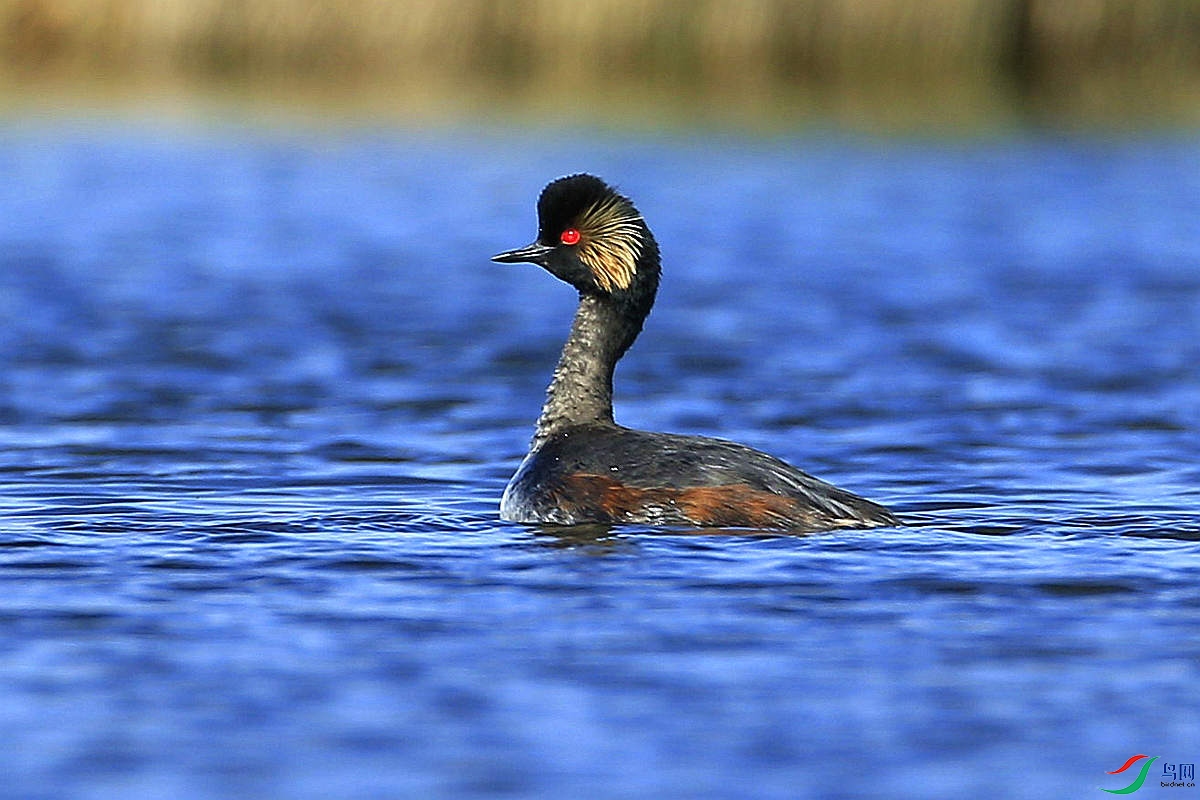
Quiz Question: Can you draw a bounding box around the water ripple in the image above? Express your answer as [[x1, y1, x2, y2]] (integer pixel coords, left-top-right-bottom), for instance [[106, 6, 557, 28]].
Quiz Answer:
[[0, 128, 1197, 800]]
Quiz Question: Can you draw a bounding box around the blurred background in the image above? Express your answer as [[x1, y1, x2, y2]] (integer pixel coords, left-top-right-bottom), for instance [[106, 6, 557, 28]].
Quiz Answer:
[[2, 0, 1199, 129]]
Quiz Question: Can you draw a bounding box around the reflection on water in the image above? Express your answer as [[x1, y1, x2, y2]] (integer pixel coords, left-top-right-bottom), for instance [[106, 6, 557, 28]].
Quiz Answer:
[[0, 124, 1198, 799]]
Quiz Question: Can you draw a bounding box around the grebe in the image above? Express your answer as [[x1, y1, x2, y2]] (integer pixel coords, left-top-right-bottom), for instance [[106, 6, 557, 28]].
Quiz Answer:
[[493, 174, 897, 531]]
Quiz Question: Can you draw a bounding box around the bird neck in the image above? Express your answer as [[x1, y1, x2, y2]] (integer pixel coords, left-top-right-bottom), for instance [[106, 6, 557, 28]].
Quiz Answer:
[[532, 292, 646, 447]]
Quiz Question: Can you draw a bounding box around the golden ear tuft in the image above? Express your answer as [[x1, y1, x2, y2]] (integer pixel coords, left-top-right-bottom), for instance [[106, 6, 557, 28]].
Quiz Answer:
[[575, 195, 644, 292]]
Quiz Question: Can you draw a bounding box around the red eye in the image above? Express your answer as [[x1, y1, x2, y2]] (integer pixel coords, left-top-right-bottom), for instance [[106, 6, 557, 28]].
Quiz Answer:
[[560, 228, 581, 246]]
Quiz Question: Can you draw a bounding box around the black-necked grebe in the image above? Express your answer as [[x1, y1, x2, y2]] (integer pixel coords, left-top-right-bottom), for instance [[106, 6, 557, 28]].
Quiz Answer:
[[492, 174, 897, 531]]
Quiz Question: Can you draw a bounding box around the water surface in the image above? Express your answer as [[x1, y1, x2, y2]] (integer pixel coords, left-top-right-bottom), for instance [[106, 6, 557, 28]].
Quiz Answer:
[[1, 124, 1198, 799]]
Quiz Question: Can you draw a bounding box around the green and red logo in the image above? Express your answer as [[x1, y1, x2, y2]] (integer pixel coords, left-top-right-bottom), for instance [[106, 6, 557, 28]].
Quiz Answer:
[[1102, 754, 1158, 794]]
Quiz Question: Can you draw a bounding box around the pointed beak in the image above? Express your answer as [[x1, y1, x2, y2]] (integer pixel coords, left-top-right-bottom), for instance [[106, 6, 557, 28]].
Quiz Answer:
[[492, 241, 553, 265]]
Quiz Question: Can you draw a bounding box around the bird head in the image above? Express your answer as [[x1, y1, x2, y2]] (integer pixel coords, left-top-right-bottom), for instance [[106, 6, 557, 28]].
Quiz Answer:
[[492, 174, 660, 302]]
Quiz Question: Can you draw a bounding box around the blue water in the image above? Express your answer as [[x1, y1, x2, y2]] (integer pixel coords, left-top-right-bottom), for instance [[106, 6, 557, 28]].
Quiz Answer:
[[1, 123, 1198, 799]]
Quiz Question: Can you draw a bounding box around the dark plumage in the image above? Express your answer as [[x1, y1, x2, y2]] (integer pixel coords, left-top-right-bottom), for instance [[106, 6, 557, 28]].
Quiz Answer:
[[492, 174, 897, 531]]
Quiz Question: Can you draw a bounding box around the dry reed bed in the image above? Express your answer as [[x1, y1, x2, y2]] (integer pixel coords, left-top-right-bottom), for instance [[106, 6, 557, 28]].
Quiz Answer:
[[3, 0, 1199, 121]]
